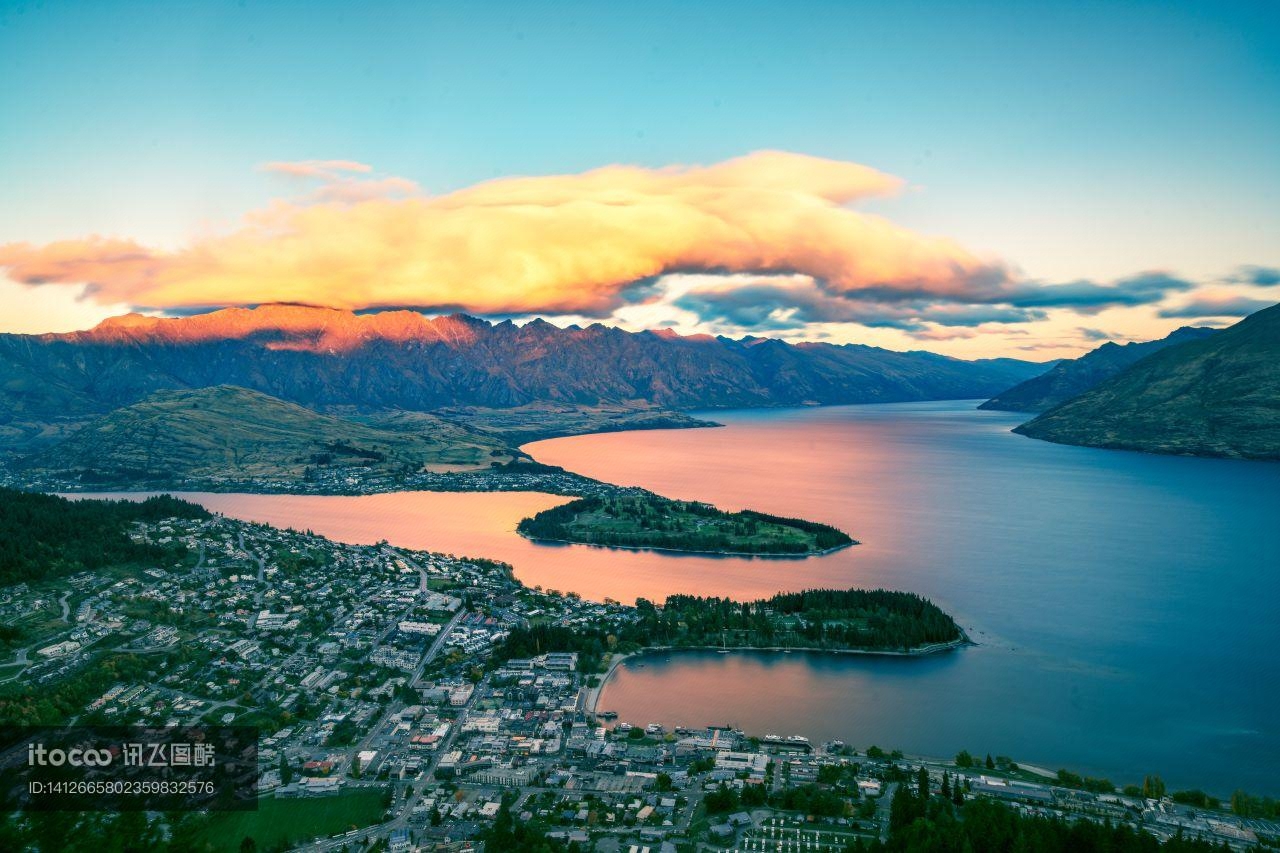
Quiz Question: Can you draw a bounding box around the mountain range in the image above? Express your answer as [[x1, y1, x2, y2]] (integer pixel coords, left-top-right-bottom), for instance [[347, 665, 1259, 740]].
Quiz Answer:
[[1015, 302, 1280, 459], [0, 304, 1051, 448], [979, 326, 1217, 413]]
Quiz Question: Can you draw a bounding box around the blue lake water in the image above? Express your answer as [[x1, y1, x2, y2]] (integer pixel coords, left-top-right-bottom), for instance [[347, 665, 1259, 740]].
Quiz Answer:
[[115, 400, 1280, 795], [529, 401, 1280, 796]]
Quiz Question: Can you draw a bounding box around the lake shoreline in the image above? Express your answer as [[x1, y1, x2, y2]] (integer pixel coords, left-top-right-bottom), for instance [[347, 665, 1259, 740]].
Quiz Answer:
[[517, 531, 857, 559]]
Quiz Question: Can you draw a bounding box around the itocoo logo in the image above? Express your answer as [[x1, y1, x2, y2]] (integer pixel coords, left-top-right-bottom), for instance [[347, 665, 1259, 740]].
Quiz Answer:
[[27, 743, 113, 767]]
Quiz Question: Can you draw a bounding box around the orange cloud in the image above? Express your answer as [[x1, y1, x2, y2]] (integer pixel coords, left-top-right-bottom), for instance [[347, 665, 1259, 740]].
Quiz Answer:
[[0, 151, 1014, 316]]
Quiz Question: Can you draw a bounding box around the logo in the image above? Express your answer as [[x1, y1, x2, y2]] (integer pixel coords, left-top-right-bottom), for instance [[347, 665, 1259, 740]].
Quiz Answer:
[[27, 743, 114, 767]]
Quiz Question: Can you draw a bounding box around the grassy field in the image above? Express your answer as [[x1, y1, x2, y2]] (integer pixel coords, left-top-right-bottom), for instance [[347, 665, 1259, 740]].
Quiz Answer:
[[518, 494, 854, 555], [193, 788, 389, 852]]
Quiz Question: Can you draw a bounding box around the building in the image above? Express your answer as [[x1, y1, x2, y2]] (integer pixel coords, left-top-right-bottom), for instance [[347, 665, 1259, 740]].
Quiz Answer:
[[715, 751, 769, 777], [449, 684, 475, 706], [36, 641, 81, 658], [398, 619, 441, 636], [544, 652, 578, 671]]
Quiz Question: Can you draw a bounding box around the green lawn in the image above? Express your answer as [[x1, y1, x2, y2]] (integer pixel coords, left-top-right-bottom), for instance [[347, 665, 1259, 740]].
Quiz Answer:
[[194, 788, 389, 852]]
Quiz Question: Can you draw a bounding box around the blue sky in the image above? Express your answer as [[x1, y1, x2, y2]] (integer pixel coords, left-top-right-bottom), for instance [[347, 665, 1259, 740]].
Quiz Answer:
[[1, 0, 1277, 355]]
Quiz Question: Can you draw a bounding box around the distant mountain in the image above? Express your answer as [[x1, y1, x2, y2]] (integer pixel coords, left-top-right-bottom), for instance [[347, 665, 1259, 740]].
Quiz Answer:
[[0, 305, 1052, 443], [979, 326, 1217, 412], [1014, 302, 1280, 459], [19, 385, 514, 483]]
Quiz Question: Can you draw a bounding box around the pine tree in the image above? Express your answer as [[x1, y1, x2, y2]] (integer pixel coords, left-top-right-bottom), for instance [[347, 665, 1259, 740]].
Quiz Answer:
[[889, 784, 918, 833], [985, 753, 995, 770]]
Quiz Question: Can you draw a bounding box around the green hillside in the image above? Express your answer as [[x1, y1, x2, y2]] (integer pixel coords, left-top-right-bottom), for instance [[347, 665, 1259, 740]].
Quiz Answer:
[[0, 489, 207, 585], [1015, 302, 1280, 459], [20, 385, 516, 485]]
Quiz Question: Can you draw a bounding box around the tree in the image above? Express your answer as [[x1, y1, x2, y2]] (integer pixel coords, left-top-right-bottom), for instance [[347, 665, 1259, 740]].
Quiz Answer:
[[917, 766, 930, 802], [955, 750, 974, 768], [240, 838, 258, 853], [655, 772, 673, 792], [941, 772, 952, 800], [889, 784, 918, 833], [818, 764, 844, 785], [279, 752, 293, 786], [1142, 774, 1166, 800], [705, 783, 739, 814], [985, 754, 995, 770]]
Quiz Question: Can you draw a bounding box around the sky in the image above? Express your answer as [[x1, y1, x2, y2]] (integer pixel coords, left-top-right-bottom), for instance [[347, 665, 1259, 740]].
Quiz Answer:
[[1, 0, 1277, 358]]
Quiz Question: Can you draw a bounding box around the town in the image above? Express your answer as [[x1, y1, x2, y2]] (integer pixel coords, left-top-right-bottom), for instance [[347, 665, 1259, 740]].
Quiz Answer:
[[0, 509, 1275, 852]]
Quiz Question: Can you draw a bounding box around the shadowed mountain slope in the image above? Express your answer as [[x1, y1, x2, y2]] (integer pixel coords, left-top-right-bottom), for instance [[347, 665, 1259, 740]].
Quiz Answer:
[[1014, 303, 1280, 459], [979, 326, 1216, 413]]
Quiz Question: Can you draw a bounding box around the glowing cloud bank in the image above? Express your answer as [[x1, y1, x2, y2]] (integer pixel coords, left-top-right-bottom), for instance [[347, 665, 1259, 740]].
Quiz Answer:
[[0, 151, 1014, 316]]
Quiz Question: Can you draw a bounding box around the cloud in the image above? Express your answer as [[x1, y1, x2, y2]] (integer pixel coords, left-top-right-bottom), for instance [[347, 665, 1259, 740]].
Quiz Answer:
[[260, 159, 373, 178], [1005, 272, 1195, 313], [1228, 265, 1280, 287], [1077, 327, 1124, 342], [0, 151, 1024, 316], [908, 327, 980, 341], [311, 176, 422, 204], [1157, 295, 1274, 318], [262, 159, 420, 204], [672, 275, 1044, 332]]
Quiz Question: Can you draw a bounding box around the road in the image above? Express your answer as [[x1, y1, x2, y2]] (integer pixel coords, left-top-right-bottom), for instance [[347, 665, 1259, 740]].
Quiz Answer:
[[239, 531, 267, 630], [303, 673, 480, 851]]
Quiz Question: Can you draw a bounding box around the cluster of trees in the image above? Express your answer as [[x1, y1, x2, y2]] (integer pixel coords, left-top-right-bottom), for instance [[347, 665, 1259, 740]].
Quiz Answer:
[[517, 494, 852, 554], [0, 651, 163, 727], [1228, 788, 1280, 819], [0, 810, 163, 853], [490, 623, 610, 673], [0, 489, 207, 585], [492, 588, 961, 666], [954, 751, 1019, 772], [874, 794, 1236, 853], [309, 440, 388, 465], [479, 795, 569, 852], [1055, 768, 1116, 793], [866, 768, 1238, 853], [635, 589, 961, 652], [705, 781, 843, 817]]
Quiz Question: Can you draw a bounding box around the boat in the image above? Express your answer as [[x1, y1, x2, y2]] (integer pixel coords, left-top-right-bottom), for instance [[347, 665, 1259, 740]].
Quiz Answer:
[[786, 735, 810, 744]]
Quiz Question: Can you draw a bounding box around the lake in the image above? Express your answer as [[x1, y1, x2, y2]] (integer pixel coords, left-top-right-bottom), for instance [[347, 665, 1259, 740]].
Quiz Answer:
[[87, 401, 1280, 794]]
